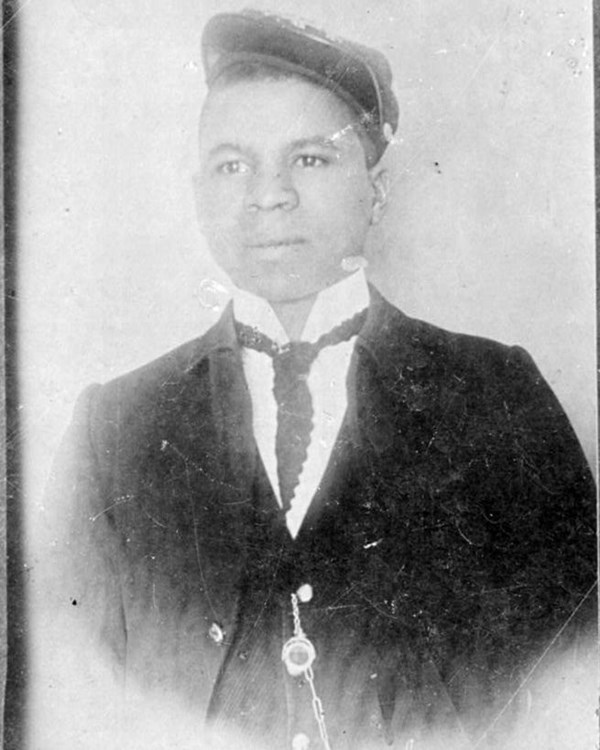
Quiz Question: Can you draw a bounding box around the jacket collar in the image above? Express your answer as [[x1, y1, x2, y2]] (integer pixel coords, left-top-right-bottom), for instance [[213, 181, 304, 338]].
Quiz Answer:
[[356, 285, 414, 370], [191, 283, 411, 364]]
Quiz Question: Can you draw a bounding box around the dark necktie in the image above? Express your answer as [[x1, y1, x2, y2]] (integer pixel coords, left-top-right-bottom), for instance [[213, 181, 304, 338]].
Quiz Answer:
[[235, 308, 368, 511]]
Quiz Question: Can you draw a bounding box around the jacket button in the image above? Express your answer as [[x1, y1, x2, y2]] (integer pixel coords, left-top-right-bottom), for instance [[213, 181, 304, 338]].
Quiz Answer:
[[208, 622, 224, 644], [291, 732, 310, 749], [296, 583, 313, 603]]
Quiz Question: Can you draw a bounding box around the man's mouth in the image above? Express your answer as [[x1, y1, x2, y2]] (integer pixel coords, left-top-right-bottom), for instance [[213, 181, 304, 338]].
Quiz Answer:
[[244, 238, 307, 261], [246, 238, 306, 250]]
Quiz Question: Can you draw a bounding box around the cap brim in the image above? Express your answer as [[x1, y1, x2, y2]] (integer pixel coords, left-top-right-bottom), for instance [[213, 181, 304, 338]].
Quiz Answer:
[[205, 17, 380, 113]]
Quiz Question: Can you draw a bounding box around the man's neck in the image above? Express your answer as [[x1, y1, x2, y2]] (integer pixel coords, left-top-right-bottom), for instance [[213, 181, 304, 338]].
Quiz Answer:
[[232, 271, 371, 344], [268, 295, 318, 341]]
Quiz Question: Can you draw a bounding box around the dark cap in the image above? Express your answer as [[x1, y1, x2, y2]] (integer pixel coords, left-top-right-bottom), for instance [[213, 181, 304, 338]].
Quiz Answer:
[[201, 10, 399, 164]]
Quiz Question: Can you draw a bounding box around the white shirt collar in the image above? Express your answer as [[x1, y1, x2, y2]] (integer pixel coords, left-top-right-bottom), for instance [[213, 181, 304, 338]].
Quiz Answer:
[[232, 270, 370, 345]]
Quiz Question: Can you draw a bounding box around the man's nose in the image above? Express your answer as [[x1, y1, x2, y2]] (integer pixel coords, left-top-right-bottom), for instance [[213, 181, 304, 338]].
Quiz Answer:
[[244, 168, 299, 212]]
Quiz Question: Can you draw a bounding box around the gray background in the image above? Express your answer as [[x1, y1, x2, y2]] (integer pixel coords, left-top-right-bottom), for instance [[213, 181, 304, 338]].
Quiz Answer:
[[19, 1, 596, 746]]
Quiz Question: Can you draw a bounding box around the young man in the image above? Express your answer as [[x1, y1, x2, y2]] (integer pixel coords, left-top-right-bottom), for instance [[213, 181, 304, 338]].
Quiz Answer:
[[48, 10, 596, 750]]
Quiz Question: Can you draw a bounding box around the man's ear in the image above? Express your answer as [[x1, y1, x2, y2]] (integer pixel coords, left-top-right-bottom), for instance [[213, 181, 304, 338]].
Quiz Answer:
[[368, 167, 389, 225]]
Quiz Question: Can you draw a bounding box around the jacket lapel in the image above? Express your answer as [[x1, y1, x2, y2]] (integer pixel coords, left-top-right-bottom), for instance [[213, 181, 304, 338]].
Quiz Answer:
[[187, 303, 259, 501], [298, 289, 433, 534]]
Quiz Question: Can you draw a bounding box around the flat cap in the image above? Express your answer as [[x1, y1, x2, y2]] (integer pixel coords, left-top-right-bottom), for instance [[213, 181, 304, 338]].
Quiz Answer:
[[201, 10, 399, 163]]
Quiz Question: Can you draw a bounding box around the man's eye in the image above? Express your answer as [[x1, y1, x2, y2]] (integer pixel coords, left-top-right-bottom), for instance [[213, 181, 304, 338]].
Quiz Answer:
[[294, 154, 328, 168], [217, 161, 249, 175]]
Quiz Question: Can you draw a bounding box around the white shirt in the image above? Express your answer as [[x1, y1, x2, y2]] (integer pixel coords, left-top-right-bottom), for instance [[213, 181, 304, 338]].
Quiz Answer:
[[233, 270, 370, 538]]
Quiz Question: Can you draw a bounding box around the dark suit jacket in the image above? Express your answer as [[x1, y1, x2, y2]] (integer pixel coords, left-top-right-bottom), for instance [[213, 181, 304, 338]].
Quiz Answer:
[[48, 290, 596, 749]]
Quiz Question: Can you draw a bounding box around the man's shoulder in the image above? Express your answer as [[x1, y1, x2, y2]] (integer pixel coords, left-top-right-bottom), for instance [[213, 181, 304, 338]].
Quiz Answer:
[[115, 327, 217, 384], [372, 294, 538, 383], [89, 313, 233, 417]]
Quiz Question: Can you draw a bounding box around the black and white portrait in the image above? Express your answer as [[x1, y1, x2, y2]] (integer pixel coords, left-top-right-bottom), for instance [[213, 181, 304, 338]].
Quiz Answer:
[[12, 1, 597, 749]]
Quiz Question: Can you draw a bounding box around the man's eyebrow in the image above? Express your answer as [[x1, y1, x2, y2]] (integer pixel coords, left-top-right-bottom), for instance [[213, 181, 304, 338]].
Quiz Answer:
[[203, 135, 347, 160], [205, 142, 255, 159], [289, 136, 344, 151]]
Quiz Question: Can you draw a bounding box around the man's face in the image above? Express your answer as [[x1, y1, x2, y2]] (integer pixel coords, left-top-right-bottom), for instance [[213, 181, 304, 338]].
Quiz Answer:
[[194, 76, 387, 303]]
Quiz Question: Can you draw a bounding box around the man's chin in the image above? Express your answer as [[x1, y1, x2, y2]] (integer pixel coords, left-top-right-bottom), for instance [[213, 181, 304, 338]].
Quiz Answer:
[[234, 272, 347, 305]]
